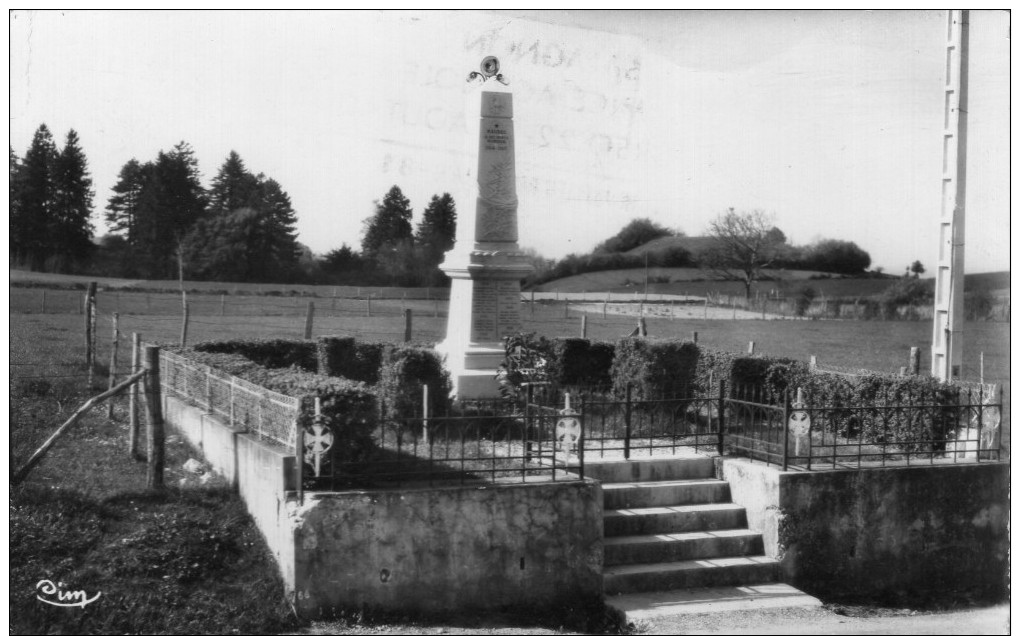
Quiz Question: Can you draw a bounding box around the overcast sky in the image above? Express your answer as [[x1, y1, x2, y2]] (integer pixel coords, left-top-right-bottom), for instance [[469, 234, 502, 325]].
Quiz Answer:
[[9, 10, 1011, 274]]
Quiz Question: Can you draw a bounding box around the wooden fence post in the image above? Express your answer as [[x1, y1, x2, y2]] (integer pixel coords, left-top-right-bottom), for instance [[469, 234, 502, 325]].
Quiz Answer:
[[638, 317, 647, 337], [367, 296, 372, 317], [404, 309, 413, 343], [692, 331, 698, 344], [908, 347, 921, 375], [107, 313, 120, 419], [129, 333, 141, 459], [530, 290, 535, 317], [41, 290, 46, 314], [304, 301, 315, 339], [180, 292, 189, 347], [580, 314, 587, 339], [143, 345, 164, 490], [84, 282, 97, 382], [748, 341, 756, 355]]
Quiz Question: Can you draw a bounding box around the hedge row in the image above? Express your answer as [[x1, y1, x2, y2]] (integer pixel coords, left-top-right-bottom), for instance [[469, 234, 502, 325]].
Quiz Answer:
[[316, 336, 387, 384], [175, 348, 377, 462], [507, 334, 975, 451], [193, 339, 318, 372]]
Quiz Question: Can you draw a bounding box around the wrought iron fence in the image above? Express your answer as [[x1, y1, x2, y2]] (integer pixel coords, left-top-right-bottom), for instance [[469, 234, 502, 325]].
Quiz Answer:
[[159, 348, 301, 447], [721, 384, 1004, 470], [301, 398, 584, 490], [582, 384, 724, 459]]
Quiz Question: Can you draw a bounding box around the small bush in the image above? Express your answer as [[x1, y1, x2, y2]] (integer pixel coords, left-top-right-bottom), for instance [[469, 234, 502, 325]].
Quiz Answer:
[[378, 345, 453, 419]]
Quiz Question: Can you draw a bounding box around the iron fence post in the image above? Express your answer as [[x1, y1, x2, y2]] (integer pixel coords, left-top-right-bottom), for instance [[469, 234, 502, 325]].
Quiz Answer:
[[296, 401, 305, 504], [578, 396, 585, 480], [782, 389, 790, 471], [717, 379, 726, 456], [976, 387, 983, 463], [624, 384, 632, 460]]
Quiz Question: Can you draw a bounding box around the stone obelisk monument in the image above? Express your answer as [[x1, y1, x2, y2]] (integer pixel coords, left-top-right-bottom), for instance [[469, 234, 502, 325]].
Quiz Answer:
[[437, 57, 532, 399]]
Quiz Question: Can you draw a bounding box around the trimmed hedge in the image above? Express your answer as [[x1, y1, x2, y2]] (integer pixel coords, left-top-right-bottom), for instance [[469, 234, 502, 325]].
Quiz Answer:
[[316, 336, 387, 384], [546, 338, 615, 391], [610, 337, 701, 399], [175, 348, 377, 463], [193, 339, 317, 372], [378, 345, 453, 419]]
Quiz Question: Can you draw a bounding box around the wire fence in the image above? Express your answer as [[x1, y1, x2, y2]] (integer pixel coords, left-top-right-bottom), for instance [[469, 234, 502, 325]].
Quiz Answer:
[[159, 348, 300, 448]]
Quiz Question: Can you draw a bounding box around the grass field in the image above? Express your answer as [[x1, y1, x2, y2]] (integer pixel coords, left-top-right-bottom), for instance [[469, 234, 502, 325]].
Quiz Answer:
[[532, 267, 1011, 300], [9, 281, 1009, 633]]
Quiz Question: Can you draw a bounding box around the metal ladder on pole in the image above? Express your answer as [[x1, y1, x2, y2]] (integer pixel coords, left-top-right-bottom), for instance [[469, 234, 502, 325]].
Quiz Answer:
[[931, 9, 969, 381]]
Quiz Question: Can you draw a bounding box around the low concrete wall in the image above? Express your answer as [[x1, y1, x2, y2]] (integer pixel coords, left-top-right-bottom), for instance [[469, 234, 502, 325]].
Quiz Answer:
[[720, 457, 1009, 601], [163, 397, 244, 485], [165, 395, 298, 586], [289, 480, 603, 616], [164, 395, 603, 618]]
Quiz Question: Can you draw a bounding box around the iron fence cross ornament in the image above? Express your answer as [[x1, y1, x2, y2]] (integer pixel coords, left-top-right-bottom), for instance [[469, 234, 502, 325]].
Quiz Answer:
[[304, 419, 334, 477], [555, 392, 581, 461], [788, 388, 811, 457]]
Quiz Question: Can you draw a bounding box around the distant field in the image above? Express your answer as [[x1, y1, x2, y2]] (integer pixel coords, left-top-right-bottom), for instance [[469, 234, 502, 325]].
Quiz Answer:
[[8, 269, 450, 300], [533, 267, 1010, 300]]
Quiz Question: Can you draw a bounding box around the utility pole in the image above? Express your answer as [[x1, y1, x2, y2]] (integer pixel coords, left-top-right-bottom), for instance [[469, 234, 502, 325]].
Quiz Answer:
[[931, 9, 969, 381]]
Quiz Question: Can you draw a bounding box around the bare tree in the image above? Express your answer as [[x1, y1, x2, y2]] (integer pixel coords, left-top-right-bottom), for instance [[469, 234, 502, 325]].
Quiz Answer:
[[702, 208, 787, 300]]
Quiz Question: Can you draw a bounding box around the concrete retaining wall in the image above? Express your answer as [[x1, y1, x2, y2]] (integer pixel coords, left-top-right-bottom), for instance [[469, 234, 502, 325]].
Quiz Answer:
[[720, 457, 1009, 601], [289, 480, 603, 616], [164, 395, 603, 617]]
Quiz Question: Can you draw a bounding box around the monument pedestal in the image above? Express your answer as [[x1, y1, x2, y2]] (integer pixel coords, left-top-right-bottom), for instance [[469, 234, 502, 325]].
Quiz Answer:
[[438, 246, 531, 399]]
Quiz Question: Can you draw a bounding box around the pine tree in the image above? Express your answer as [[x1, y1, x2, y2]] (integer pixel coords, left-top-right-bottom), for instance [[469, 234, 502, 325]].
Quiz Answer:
[[14, 124, 58, 270], [105, 158, 148, 243], [10, 147, 24, 264], [257, 176, 301, 269], [362, 185, 413, 261], [182, 155, 301, 283], [415, 193, 457, 253], [49, 129, 95, 272], [208, 151, 259, 215], [415, 193, 457, 286]]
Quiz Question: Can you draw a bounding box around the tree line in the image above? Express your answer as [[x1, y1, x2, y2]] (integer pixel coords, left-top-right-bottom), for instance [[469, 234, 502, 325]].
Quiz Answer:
[[527, 214, 875, 295], [319, 185, 457, 287], [10, 125, 95, 273], [10, 125, 460, 286]]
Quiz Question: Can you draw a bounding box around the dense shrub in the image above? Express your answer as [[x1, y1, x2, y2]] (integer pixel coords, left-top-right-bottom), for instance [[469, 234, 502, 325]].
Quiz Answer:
[[610, 338, 700, 399], [316, 335, 387, 384], [545, 338, 616, 391], [193, 338, 317, 372], [378, 345, 452, 419]]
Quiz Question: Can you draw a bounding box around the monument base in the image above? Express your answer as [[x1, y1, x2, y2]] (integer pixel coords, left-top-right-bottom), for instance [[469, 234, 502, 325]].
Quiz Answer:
[[438, 248, 530, 400]]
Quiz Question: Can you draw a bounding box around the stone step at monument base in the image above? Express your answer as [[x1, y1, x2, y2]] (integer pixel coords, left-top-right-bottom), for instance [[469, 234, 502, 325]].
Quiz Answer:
[[605, 584, 822, 622], [447, 369, 501, 400]]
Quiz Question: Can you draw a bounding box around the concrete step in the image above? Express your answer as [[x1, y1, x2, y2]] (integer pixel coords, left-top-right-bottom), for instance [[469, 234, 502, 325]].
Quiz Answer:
[[604, 503, 748, 537], [605, 529, 764, 566], [603, 556, 779, 595], [582, 456, 716, 483], [603, 479, 730, 510], [605, 584, 823, 621]]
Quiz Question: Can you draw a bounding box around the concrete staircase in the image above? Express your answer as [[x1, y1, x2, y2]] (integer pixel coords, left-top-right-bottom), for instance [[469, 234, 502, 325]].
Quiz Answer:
[[583, 455, 820, 621]]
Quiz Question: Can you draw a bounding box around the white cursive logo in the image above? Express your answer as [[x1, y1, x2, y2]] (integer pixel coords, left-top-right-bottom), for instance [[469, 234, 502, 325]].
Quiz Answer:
[[35, 580, 101, 608]]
